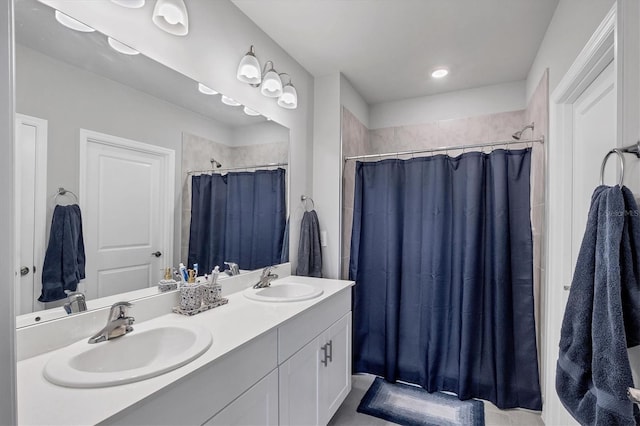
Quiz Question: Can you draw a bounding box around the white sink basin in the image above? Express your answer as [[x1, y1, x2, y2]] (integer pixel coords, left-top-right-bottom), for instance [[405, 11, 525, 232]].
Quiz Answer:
[[244, 282, 323, 302], [44, 323, 212, 388]]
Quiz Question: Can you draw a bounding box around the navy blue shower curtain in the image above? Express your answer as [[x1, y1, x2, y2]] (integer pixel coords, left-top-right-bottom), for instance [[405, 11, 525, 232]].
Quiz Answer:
[[349, 148, 542, 410], [188, 168, 286, 273]]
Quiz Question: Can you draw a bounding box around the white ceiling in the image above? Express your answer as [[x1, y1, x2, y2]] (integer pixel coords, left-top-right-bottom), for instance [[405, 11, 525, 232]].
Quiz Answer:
[[231, 0, 559, 104]]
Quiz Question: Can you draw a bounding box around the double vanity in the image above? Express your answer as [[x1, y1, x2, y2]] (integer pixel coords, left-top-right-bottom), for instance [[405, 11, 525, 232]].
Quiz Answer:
[[16, 269, 354, 425]]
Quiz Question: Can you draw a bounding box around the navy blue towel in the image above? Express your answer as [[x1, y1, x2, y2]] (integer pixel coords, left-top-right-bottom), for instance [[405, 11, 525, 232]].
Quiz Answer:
[[39, 204, 86, 302], [296, 210, 322, 277], [556, 186, 640, 425]]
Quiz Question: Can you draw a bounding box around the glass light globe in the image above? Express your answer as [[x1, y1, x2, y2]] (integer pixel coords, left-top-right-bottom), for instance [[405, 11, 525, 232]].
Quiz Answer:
[[277, 84, 298, 109], [237, 53, 261, 85], [261, 70, 283, 98], [54, 10, 95, 32]]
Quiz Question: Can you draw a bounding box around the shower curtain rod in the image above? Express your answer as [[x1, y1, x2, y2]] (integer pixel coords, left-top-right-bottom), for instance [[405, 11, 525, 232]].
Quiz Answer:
[[186, 162, 288, 175], [343, 137, 545, 162]]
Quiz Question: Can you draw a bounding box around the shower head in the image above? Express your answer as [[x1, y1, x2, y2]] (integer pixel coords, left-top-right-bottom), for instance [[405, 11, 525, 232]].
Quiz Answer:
[[512, 123, 535, 140], [210, 158, 222, 168]]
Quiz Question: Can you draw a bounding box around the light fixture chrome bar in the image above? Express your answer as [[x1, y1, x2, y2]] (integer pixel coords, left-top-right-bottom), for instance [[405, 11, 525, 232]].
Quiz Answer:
[[186, 162, 288, 175], [343, 137, 545, 162]]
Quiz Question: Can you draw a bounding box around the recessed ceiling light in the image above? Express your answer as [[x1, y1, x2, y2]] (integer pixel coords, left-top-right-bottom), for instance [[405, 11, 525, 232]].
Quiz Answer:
[[107, 37, 139, 55], [54, 10, 95, 32], [221, 95, 241, 106], [198, 83, 218, 95], [431, 68, 449, 79]]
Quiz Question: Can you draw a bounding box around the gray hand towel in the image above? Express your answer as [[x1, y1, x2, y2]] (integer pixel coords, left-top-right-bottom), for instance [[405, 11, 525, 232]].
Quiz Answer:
[[556, 185, 640, 425], [296, 210, 322, 277]]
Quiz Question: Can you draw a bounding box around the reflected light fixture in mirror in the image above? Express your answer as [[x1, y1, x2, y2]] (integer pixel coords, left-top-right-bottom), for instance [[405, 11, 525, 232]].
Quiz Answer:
[[198, 83, 218, 95], [152, 0, 189, 36], [107, 37, 140, 55], [260, 61, 283, 98], [221, 95, 241, 106], [237, 45, 262, 85], [111, 0, 146, 8], [277, 74, 298, 109], [243, 106, 260, 116], [54, 10, 95, 32]]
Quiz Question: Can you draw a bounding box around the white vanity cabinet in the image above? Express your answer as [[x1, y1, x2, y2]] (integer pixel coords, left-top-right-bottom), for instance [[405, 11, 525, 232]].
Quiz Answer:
[[277, 288, 352, 426], [204, 369, 279, 426], [279, 312, 351, 426]]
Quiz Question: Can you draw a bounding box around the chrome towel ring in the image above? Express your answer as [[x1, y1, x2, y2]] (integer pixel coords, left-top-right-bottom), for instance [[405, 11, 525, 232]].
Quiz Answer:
[[600, 149, 625, 186], [599, 142, 640, 186], [301, 195, 315, 211]]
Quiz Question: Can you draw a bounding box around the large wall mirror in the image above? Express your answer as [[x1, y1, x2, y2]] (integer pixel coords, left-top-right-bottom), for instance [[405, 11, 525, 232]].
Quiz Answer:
[[14, 0, 290, 327]]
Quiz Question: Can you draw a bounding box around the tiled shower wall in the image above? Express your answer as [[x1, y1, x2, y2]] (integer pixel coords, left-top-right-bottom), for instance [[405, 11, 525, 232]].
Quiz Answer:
[[341, 71, 549, 337], [181, 131, 289, 262]]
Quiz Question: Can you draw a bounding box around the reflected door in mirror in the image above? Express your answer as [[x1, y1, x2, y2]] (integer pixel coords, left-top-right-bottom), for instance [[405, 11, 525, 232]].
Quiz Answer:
[[80, 130, 175, 299]]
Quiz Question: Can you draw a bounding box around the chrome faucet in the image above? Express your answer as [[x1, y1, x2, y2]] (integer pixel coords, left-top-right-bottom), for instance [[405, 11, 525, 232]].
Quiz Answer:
[[64, 291, 87, 314], [253, 266, 279, 289], [224, 262, 240, 276], [88, 302, 135, 344]]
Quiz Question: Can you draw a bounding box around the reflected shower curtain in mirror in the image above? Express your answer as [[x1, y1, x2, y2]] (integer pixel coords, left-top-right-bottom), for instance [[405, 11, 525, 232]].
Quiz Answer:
[[188, 174, 228, 274], [188, 169, 286, 273], [349, 148, 542, 410], [224, 169, 287, 269]]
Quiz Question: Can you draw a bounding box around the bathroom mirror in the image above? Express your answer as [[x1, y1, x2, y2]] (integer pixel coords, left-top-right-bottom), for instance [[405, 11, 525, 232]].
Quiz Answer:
[[14, 0, 290, 326]]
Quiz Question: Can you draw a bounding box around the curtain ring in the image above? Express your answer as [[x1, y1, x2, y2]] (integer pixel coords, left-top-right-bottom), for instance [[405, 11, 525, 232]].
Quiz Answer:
[[600, 149, 625, 186]]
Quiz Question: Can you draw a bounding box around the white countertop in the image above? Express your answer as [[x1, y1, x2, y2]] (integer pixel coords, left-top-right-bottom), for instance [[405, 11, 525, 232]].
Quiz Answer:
[[17, 276, 353, 426]]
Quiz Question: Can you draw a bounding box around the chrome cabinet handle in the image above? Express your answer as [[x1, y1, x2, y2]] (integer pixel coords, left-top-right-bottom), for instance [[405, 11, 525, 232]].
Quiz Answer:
[[321, 344, 328, 367], [20, 266, 29, 276], [327, 340, 333, 363], [151, 251, 162, 258]]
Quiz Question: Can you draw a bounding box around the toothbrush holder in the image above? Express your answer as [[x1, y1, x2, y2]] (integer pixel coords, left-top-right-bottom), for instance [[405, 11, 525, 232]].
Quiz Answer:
[[179, 284, 203, 311]]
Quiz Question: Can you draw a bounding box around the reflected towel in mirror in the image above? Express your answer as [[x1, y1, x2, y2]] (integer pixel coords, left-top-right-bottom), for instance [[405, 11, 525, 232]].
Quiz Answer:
[[39, 204, 86, 302]]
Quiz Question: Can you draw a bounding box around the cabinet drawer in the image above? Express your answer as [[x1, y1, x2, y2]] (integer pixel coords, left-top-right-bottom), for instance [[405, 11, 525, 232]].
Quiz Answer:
[[278, 289, 350, 363]]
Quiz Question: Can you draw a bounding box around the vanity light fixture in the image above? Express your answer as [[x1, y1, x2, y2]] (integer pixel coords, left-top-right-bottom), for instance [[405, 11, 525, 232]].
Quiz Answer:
[[431, 68, 449, 79], [152, 0, 189, 36], [221, 95, 241, 107], [236, 45, 298, 109], [260, 61, 283, 98], [277, 74, 298, 109], [243, 106, 260, 116], [237, 45, 262, 85], [110, 0, 146, 8], [54, 10, 95, 32], [107, 37, 140, 55], [198, 83, 218, 95]]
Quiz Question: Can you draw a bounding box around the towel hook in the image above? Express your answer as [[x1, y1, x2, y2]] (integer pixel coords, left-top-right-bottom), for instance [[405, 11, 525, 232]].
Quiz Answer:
[[600, 149, 625, 186]]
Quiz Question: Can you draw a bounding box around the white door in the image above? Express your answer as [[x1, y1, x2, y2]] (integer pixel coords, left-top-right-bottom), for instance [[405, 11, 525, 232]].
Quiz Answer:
[[14, 114, 47, 315], [570, 61, 616, 273], [279, 336, 321, 426], [204, 369, 279, 426], [319, 312, 351, 425], [79, 129, 174, 300]]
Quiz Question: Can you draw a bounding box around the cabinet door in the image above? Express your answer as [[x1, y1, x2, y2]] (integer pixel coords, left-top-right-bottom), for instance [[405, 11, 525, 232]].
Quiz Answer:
[[319, 312, 352, 425], [205, 369, 278, 426], [279, 337, 321, 426]]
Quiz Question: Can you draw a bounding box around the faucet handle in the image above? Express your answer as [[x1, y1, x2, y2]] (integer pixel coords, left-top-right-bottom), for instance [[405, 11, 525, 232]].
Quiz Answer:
[[109, 301, 132, 320], [261, 266, 273, 277]]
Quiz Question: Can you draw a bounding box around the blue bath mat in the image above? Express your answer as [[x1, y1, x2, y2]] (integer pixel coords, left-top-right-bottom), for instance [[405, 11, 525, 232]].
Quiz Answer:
[[357, 377, 485, 426]]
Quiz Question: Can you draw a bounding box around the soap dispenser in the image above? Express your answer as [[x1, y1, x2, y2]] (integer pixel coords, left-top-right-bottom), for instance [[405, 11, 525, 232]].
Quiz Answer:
[[158, 267, 178, 292], [203, 266, 221, 304]]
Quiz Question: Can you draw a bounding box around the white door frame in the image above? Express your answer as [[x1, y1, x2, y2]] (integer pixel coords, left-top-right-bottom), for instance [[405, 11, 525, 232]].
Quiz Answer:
[[544, 3, 640, 424], [14, 113, 48, 314], [78, 129, 175, 287]]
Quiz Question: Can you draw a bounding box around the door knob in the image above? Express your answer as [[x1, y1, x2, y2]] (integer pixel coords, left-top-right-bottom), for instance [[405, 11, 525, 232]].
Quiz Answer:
[[151, 251, 162, 258], [20, 266, 30, 276]]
